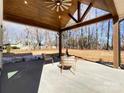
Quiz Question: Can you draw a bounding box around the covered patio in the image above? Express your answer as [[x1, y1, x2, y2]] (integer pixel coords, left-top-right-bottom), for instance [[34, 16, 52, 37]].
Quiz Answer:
[[38, 59, 124, 93], [0, 0, 124, 93], [0, 0, 124, 68]]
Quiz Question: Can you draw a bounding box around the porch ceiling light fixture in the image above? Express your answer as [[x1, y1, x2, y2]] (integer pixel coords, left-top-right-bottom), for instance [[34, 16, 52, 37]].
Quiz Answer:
[[45, 0, 72, 12], [24, 0, 28, 5]]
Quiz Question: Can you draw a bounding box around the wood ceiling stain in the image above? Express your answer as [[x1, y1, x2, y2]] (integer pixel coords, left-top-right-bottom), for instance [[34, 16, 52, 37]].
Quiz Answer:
[[4, 0, 118, 31]]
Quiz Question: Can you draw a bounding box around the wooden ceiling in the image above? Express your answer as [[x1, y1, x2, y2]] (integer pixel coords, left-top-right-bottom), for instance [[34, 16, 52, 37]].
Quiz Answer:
[[3, 0, 118, 32]]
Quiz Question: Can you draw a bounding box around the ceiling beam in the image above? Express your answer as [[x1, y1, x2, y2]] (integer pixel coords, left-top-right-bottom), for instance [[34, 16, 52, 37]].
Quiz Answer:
[[104, 0, 119, 23], [68, 1, 81, 23], [68, 13, 78, 23], [68, 1, 93, 23], [61, 13, 113, 31], [80, 3, 92, 22], [78, 1, 81, 21]]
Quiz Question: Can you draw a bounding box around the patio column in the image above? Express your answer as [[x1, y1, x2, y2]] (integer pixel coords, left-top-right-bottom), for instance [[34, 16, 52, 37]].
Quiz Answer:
[[113, 20, 120, 68], [0, 0, 3, 69], [59, 32, 62, 57]]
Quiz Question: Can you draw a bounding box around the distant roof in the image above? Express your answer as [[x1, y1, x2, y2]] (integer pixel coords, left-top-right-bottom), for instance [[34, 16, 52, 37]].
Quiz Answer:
[[3, 0, 120, 32]]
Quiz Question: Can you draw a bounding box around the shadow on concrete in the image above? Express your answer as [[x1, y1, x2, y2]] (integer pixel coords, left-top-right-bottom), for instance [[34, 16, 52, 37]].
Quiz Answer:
[[95, 61, 113, 68], [0, 52, 61, 93], [73, 55, 114, 68], [0, 61, 43, 93]]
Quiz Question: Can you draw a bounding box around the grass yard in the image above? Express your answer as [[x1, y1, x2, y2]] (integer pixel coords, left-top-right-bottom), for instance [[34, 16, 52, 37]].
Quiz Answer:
[[68, 49, 124, 64], [5, 49, 124, 64]]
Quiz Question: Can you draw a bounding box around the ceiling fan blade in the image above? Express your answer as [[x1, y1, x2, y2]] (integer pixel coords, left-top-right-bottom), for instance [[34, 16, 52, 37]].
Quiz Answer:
[[56, 6, 59, 12], [63, 0, 71, 3], [47, 4, 55, 8], [62, 3, 72, 6], [62, 4, 69, 10], [51, 5, 56, 10], [44, 1, 54, 4], [60, 6, 64, 11]]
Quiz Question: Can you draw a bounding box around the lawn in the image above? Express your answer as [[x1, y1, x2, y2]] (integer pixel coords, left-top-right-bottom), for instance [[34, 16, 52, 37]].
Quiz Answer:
[[68, 49, 124, 64], [5, 49, 124, 64]]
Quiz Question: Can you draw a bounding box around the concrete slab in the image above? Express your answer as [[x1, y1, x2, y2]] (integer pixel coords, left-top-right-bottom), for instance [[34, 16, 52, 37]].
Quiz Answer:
[[38, 59, 124, 93]]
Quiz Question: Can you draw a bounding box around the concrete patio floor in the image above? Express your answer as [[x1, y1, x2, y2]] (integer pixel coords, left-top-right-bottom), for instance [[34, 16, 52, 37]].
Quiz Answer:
[[38, 59, 124, 93]]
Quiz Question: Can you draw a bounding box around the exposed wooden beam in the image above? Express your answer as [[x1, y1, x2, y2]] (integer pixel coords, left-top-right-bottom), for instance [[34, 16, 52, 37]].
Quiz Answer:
[[113, 21, 120, 68], [68, 13, 78, 23], [78, 1, 81, 21], [119, 18, 124, 23], [68, 1, 81, 23], [61, 13, 113, 31], [80, 3, 92, 22], [104, 0, 119, 23]]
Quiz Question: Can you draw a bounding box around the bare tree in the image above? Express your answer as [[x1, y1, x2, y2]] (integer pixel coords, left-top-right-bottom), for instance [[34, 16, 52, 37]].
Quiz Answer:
[[95, 9, 98, 49], [3, 26, 9, 44], [106, 20, 111, 50], [24, 26, 44, 50]]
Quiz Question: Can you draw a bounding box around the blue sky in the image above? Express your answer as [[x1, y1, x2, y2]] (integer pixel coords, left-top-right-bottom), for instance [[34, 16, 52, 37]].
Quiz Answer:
[[3, 21, 57, 44], [3, 21, 26, 43], [120, 20, 124, 46]]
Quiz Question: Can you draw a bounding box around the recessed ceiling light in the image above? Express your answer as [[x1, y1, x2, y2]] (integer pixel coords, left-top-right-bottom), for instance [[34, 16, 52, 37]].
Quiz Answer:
[[24, 1, 28, 4], [59, 15, 61, 19], [57, 2, 60, 6]]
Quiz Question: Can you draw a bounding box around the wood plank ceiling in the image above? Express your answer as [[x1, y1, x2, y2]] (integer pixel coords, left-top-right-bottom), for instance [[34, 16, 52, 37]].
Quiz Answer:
[[3, 0, 118, 32], [113, 0, 124, 19]]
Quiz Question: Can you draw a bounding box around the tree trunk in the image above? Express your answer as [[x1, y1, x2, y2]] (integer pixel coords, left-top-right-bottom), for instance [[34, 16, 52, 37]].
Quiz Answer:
[[106, 20, 111, 50], [95, 9, 98, 49]]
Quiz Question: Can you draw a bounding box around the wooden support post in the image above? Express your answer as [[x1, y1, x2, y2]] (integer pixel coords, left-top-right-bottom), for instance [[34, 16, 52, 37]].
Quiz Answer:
[[0, 0, 3, 69], [113, 21, 120, 68], [59, 32, 62, 58]]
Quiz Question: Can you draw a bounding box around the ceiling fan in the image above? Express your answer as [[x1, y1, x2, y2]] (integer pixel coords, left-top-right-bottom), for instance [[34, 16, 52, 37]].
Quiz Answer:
[[45, 0, 72, 12]]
